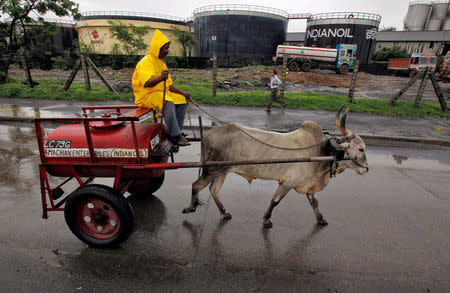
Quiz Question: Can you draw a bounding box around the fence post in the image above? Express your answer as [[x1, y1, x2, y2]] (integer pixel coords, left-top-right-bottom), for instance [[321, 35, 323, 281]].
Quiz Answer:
[[388, 71, 423, 105], [414, 67, 428, 108], [347, 60, 359, 103], [429, 74, 448, 112], [280, 57, 287, 99], [63, 58, 82, 91], [212, 55, 217, 97], [81, 54, 91, 91]]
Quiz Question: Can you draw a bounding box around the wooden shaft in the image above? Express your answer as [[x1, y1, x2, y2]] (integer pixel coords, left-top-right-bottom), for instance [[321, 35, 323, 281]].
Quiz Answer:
[[85, 57, 117, 93], [63, 58, 82, 91], [81, 55, 91, 91], [388, 71, 423, 105], [414, 67, 428, 108], [429, 74, 448, 112], [348, 60, 359, 103]]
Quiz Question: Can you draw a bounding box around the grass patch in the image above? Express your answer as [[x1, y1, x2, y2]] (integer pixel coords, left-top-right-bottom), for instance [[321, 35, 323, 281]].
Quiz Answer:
[[0, 78, 133, 101], [0, 78, 448, 118]]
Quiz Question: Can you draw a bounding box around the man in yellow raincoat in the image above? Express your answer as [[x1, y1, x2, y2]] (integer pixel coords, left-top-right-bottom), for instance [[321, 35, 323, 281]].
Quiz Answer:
[[132, 29, 191, 146]]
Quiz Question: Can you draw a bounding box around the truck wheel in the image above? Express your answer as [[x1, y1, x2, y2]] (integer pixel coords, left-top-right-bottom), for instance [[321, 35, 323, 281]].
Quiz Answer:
[[64, 184, 133, 248], [409, 71, 416, 78], [127, 173, 165, 196], [339, 64, 349, 75], [288, 61, 300, 71], [301, 61, 312, 72]]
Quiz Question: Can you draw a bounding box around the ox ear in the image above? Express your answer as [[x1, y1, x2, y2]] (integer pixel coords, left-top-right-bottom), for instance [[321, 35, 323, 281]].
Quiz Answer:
[[339, 142, 350, 149]]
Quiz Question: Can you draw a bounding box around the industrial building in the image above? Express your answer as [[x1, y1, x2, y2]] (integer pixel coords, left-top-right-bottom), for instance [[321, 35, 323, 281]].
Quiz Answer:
[[74, 11, 189, 56], [30, 1, 450, 65], [193, 5, 288, 64]]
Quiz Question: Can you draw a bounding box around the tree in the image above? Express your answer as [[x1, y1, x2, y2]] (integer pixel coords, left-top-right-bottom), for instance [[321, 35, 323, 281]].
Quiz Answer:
[[380, 26, 397, 32], [108, 20, 149, 55], [171, 26, 197, 62], [0, 0, 81, 81]]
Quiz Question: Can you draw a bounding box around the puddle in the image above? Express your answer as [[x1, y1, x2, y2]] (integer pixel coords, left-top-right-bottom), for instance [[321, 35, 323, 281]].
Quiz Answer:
[[0, 104, 70, 118], [368, 146, 449, 171]]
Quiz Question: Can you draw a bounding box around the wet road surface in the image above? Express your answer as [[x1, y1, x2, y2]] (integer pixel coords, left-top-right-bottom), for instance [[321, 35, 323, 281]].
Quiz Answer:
[[0, 122, 449, 292]]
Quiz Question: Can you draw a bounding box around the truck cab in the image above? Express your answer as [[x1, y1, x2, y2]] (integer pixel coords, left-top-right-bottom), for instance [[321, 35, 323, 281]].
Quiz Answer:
[[439, 51, 450, 80], [336, 44, 357, 74], [409, 53, 437, 75]]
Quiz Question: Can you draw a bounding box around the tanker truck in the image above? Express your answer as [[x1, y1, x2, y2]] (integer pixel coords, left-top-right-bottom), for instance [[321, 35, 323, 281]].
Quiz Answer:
[[275, 44, 357, 74]]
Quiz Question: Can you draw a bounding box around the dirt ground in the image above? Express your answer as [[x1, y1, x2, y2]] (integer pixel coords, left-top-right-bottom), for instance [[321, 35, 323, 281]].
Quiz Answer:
[[6, 66, 450, 103]]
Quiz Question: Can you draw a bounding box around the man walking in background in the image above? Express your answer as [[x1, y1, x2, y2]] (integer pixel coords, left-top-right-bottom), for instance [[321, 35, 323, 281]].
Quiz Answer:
[[265, 70, 287, 112]]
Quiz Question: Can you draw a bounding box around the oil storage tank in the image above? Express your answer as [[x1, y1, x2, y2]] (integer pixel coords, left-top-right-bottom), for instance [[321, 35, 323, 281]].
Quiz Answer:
[[193, 4, 288, 66], [425, 1, 448, 30], [304, 12, 381, 64], [404, 2, 431, 31]]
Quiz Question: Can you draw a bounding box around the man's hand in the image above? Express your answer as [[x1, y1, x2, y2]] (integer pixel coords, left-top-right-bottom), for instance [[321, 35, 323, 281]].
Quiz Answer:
[[183, 91, 192, 99], [161, 69, 169, 81]]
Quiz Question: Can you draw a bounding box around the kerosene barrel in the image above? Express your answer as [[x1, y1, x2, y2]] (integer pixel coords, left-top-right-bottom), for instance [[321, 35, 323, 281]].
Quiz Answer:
[[43, 121, 167, 179]]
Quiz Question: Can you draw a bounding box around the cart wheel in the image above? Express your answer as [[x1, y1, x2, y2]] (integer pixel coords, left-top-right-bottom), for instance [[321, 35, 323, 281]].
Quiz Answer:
[[64, 184, 133, 248], [127, 173, 165, 196]]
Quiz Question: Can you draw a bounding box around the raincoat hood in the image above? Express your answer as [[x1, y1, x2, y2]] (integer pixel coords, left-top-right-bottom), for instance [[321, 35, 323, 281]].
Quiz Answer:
[[148, 29, 170, 59], [132, 29, 186, 112]]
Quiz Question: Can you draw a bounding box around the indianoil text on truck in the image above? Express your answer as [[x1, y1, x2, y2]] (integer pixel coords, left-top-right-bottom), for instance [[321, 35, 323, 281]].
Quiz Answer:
[[275, 44, 357, 74]]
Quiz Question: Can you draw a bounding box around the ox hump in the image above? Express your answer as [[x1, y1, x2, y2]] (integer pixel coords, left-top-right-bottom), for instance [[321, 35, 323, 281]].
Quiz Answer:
[[299, 121, 324, 137]]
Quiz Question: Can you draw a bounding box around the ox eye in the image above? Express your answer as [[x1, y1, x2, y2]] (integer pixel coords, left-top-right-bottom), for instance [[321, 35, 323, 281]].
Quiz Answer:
[[359, 148, 365, 153]]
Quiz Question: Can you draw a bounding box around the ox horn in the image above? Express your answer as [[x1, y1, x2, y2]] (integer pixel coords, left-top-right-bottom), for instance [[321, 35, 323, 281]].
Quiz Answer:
[[335, 104, 353, 137]]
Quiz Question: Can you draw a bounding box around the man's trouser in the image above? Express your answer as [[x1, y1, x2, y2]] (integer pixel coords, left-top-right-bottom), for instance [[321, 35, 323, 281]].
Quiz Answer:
[[267, 88, 286, 109], [163, 101, 186, 137]]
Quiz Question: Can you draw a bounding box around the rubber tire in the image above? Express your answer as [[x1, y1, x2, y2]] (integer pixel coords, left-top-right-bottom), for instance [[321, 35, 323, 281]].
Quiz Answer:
[[409, 70, 416, 78], [339, 64, 349, 75], [64, 184, 134, 249], [301, 61, 312, 72], [288, 61, 300, 72], [127, 173, 165, 196]]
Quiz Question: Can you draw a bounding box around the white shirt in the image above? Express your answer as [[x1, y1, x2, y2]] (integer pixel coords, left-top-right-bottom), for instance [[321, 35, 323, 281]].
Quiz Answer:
[[270, 75, 282, 89]]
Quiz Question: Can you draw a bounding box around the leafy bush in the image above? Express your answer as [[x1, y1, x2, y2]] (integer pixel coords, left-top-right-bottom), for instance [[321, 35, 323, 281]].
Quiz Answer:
[[372, 46, 410, 62], [51, 50, 76, 70]]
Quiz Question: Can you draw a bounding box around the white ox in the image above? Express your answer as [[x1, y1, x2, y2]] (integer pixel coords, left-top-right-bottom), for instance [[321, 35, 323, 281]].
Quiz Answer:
[[183, 105, 369, 228]]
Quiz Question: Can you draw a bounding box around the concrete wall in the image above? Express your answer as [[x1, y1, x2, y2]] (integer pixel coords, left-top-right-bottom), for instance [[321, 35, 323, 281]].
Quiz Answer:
[[75, 18, 189, 56]]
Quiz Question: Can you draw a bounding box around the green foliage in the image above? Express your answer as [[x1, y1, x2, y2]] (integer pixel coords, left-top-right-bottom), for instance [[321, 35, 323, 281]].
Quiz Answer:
[[0, 0, 80, 75], [108, 21, 149, 55], [372, 46, 410, 62], [171, 26, 197, 60], [25, 22, 59, 70], [51, 50, 75, 70], [0, 72, 7, 83], [380, 26, 397, 32]]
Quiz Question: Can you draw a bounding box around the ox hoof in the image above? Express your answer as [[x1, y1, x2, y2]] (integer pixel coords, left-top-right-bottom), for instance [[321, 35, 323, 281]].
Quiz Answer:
[[263, 220, 273, 229], [223, 213, 232, 220], [317, 219, 328, 226], [182, 207, 195, 214]]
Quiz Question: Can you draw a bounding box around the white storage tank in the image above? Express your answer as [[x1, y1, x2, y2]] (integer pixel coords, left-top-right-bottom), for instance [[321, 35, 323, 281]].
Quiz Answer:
[[425, 1, 448, 30], [404, 2, 431, 31]]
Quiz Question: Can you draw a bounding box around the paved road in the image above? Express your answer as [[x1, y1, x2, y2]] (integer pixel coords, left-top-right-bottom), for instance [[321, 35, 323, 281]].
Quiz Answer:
[[0, 122, 449, 292]]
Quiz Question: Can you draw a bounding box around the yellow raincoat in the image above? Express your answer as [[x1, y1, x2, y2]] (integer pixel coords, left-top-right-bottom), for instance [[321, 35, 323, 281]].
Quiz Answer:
[[132, 29, 186, 112]]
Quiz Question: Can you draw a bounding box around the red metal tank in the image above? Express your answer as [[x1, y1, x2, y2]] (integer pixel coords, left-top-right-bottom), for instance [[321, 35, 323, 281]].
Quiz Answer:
[[43, 121, 168, 179]]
